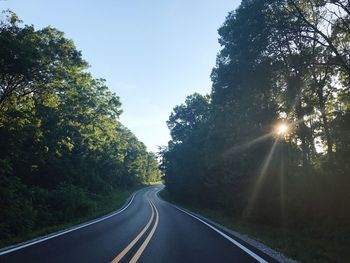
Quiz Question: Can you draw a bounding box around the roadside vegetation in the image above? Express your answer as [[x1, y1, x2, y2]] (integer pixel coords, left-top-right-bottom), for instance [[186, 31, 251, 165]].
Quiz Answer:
[[0, 11, 161, 248], [0, 187, 138, 248], [160, 188, 349, 263], [160, 1, 350, 262]]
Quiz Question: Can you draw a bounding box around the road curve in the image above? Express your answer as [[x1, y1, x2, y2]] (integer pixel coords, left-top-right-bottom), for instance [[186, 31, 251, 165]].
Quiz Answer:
[[0, 185, 277, 263]]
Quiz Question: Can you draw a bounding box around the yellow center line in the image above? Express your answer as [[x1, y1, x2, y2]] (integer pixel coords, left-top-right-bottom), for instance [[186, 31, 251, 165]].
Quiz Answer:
[[129, 199, 159, 263], [111, 195, 154, 263]]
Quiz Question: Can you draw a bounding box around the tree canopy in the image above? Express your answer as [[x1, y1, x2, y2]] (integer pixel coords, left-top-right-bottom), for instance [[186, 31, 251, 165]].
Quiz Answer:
[[0, 11, 161, 242], [161, 2, 350, 259]]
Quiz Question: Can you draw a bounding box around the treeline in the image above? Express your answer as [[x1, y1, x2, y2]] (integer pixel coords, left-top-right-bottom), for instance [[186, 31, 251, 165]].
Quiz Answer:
[[0, 11, 160, 243], [161, 0, 350, 258]]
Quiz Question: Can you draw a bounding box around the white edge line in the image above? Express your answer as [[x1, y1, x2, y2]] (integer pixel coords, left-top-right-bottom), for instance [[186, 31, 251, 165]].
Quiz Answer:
[[0, 193, 136, 256], [172, 205, 268, 263], [156, 192, 268, 263]]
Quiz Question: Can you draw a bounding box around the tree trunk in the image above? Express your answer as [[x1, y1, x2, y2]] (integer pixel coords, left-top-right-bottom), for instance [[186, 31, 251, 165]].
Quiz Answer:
[[296, 96, 309, 166], [316, 85, 334, 161]]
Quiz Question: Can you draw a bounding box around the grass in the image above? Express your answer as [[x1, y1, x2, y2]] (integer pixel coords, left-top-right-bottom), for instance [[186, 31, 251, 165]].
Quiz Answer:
[[159, 189, 350, 263], [0, 185, 143, 249]]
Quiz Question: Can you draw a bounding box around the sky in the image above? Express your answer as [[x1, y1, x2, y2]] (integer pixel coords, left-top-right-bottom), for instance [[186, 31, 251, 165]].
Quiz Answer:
[[1, 0, 241, 152]]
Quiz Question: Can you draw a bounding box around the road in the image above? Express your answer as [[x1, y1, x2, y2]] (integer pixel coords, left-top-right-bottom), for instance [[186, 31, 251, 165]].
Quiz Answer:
[[0, 185, 277, 263]]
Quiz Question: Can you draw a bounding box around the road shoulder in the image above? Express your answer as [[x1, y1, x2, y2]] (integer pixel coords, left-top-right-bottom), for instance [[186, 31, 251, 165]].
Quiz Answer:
[[157, 189, 297, 263]]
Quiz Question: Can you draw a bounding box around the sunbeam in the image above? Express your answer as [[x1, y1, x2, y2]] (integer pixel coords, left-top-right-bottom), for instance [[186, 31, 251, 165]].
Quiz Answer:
[[279, 147, 286, 225], [243, 139, 278, 218], [222, 117, 305, 160], [222, 133, 273, 158]]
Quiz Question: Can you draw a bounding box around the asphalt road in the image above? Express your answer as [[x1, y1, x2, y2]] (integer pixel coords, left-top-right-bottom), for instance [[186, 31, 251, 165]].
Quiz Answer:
[[0, 186, 277, 263]]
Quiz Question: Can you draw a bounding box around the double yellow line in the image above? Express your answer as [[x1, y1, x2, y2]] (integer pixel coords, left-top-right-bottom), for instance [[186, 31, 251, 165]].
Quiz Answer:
[[111, 193, 159, 263]]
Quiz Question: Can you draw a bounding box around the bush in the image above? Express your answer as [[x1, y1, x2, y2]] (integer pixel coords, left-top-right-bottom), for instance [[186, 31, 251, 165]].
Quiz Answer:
[[48, 184, 96, 223], [0, 173, 36, 238]]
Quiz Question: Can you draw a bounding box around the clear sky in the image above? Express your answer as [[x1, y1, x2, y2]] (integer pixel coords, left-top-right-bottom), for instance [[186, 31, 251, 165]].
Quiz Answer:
[[1, 0, 240, 152]]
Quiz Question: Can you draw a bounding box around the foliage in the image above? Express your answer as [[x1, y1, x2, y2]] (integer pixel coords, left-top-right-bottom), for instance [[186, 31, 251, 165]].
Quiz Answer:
[[0, 11, 161, 245], [161, 1, 350, 261]]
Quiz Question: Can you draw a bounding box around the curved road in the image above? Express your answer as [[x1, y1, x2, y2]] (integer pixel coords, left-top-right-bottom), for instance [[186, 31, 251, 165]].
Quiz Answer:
[[0, 186, 277, 263]]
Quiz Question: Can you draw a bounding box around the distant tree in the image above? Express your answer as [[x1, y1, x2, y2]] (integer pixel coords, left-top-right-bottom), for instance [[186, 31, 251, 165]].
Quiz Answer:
[[144, 152, 162, 183]]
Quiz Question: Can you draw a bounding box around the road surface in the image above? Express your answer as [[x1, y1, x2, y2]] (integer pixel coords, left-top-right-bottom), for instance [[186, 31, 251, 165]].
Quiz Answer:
[[0, 185, 277, 263]]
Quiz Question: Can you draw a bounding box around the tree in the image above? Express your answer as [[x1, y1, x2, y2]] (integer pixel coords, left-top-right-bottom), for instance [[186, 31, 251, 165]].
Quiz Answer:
[[161, 0, 350, 234], [162, 93, 211, 202], [0, 10, 86, 111], [287, 0, 350, 84], [0, 11, 161, 243]]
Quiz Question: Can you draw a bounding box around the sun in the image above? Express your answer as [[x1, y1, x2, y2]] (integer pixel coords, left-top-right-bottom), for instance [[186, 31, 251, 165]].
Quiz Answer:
[[276, 123, 289, 136]]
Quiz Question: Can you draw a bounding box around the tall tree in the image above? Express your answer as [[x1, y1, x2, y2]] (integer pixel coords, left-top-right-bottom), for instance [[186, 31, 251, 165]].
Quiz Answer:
[[0, 11, 86, 111]]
